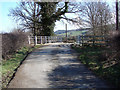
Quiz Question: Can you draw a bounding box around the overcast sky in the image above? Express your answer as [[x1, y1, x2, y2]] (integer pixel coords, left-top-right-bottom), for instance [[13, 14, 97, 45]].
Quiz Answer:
[[0, 0, 116, 33]]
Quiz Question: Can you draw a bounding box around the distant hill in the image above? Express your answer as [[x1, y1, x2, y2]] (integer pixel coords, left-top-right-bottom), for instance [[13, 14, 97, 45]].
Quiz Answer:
[[54, 30, 66, 35], [54, 28, 90, 36]]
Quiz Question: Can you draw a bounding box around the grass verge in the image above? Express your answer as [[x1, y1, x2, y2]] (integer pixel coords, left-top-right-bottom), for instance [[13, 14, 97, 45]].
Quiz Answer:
[[71, 44, 120, 88], [2, 45, 42, 88]]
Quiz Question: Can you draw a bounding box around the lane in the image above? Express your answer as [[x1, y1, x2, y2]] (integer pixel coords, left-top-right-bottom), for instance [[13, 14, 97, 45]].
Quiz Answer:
[[8, 43, 110, 88], [8, 43, 59, 88]]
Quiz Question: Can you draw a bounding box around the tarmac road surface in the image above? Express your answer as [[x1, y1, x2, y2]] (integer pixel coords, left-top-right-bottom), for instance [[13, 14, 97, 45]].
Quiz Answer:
[[8, 43, 111, 88]]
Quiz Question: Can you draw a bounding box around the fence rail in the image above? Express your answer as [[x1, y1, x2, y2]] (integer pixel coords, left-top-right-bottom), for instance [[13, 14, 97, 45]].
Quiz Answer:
[[28, 36, 64, 45], [28, 35, 109, 46], [76, 35, 109, 46]]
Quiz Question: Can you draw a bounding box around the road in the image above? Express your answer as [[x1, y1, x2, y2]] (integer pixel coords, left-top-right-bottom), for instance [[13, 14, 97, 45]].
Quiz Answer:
[[8, 43, 110, 88]]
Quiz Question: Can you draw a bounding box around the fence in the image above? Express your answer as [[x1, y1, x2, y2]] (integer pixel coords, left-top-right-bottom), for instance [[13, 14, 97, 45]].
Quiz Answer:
[[76, 35, 109, 46], [28, 35, 109, 46], [28, 36, 64, 45]]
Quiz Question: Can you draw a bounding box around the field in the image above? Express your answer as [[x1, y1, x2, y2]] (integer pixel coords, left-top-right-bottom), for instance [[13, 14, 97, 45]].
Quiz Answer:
[[55, 30, 88, 36]]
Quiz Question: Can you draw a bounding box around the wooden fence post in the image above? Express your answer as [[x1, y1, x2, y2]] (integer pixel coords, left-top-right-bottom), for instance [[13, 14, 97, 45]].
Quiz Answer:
[[40, 36, 42, 44], [81, 35, 84, 46], [77, 35, 80, 44], [35, 36, 37, 45], [51, 36, 52, 43], [61, 37, 63, 42], [49, 36, 51, 43], [45, 36, 47, 43], [53, 36, 55, 43], [93, 35, 95, 46], [48, 36, 49, 43], [28, 36, 31, 45], [56, 36, 58, 42]]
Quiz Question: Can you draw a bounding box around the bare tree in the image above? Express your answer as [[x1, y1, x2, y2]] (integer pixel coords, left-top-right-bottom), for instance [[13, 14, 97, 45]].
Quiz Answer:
[[9, 1, 83, 35], [76, 2, 112, 36], [2, 29, 28, 60], [9, 1, 70, 36], [9, 2, 42, 35], [97, 2, 112, 35]]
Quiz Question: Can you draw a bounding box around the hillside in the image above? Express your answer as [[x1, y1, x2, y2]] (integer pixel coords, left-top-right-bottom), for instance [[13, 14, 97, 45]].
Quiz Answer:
[[54, 28, 90, 36]]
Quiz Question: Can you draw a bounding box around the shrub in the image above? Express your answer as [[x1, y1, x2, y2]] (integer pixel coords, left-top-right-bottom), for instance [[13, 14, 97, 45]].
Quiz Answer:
[[107, 31, 120, 63], [2, 30, 28, 59]]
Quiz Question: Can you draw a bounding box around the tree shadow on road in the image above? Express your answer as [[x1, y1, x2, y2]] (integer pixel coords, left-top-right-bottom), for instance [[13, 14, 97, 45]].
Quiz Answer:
[[48, 61, 110, 89]]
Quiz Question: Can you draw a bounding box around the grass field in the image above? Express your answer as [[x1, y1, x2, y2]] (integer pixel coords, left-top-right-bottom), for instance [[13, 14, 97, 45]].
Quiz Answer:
[[57, 30, 88, 36], [71, 45, 120, 88]]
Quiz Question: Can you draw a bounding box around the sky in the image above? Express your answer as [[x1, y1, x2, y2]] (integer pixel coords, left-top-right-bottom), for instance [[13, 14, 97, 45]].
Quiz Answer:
[[0, 0, 117, 33], [0, 2, 18, 33]]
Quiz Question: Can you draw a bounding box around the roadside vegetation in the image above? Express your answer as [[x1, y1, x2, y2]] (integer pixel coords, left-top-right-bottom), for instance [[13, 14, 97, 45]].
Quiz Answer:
[[2, 45, 41, 88], [2, 29, 42, 88], [1, 1, 120, 88], [71, 35, 120, 88]]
